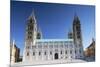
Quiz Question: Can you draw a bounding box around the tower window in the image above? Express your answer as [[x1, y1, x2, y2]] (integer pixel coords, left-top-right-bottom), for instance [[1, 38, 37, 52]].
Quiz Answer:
[[28, 36, 32, 39], [77, 31, 80, 34], [28, 32, 32, 35], [26, 46, 30, 49], [30, 18, 33, 23], [77, 35, 81, 38], [76, 26, 80, 30], [28, 25, 33, 31]]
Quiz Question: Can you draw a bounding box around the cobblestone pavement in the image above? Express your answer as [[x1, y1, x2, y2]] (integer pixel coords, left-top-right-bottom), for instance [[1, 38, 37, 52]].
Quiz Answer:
[[11, 59, 87, 67]]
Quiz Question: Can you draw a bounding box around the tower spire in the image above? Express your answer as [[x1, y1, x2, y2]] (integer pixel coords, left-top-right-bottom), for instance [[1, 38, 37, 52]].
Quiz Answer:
[[28, 9, 36, 24], [73, 12, 80, 25], [74, 12, 77, 19], [30, 10, 35, 19], [12, 40, 15, 48]]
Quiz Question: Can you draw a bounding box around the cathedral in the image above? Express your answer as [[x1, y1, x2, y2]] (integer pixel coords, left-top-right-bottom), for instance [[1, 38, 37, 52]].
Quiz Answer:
[[23, 11, 84, 64]]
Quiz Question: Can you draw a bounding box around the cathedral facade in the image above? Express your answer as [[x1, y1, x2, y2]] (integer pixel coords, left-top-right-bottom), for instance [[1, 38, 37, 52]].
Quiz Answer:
[[23, 11, 84, 63]]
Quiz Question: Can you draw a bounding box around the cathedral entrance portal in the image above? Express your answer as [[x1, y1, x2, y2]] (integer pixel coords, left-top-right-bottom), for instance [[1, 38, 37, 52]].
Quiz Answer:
[[54, 53, 58, 59]]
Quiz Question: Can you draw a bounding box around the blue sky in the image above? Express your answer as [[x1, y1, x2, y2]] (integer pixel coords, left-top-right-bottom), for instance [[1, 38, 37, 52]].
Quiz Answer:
[[11, 1, 95, 56]]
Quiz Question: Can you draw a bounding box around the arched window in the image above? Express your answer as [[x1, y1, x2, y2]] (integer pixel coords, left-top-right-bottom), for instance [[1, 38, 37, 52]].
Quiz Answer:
[[44, 51, 46, 55], [65, 50, 67, 54], [33, 52, 35, 56], [39, 51, 41, 56], [70, 50, 72, 54], [50, 51, 52, 55], [61, 51, 62, 54]]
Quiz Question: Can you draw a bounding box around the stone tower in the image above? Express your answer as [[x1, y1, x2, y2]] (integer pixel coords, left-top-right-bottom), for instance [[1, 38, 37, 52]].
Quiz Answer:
[[73, 14, 84, 59], [36, 28, 42, 39], [23, 11, 38, 62], [10, 40, 20, 64], [68, 32, 73, 39]]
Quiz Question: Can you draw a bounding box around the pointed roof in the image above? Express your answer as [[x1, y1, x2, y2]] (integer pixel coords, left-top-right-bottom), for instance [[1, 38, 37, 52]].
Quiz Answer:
[[28, 10, 37, 24], [29, 10, 35, 19], [73, 13, 80, 24], [12, 40, 15, 48], [74, 13, 79, 21]]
